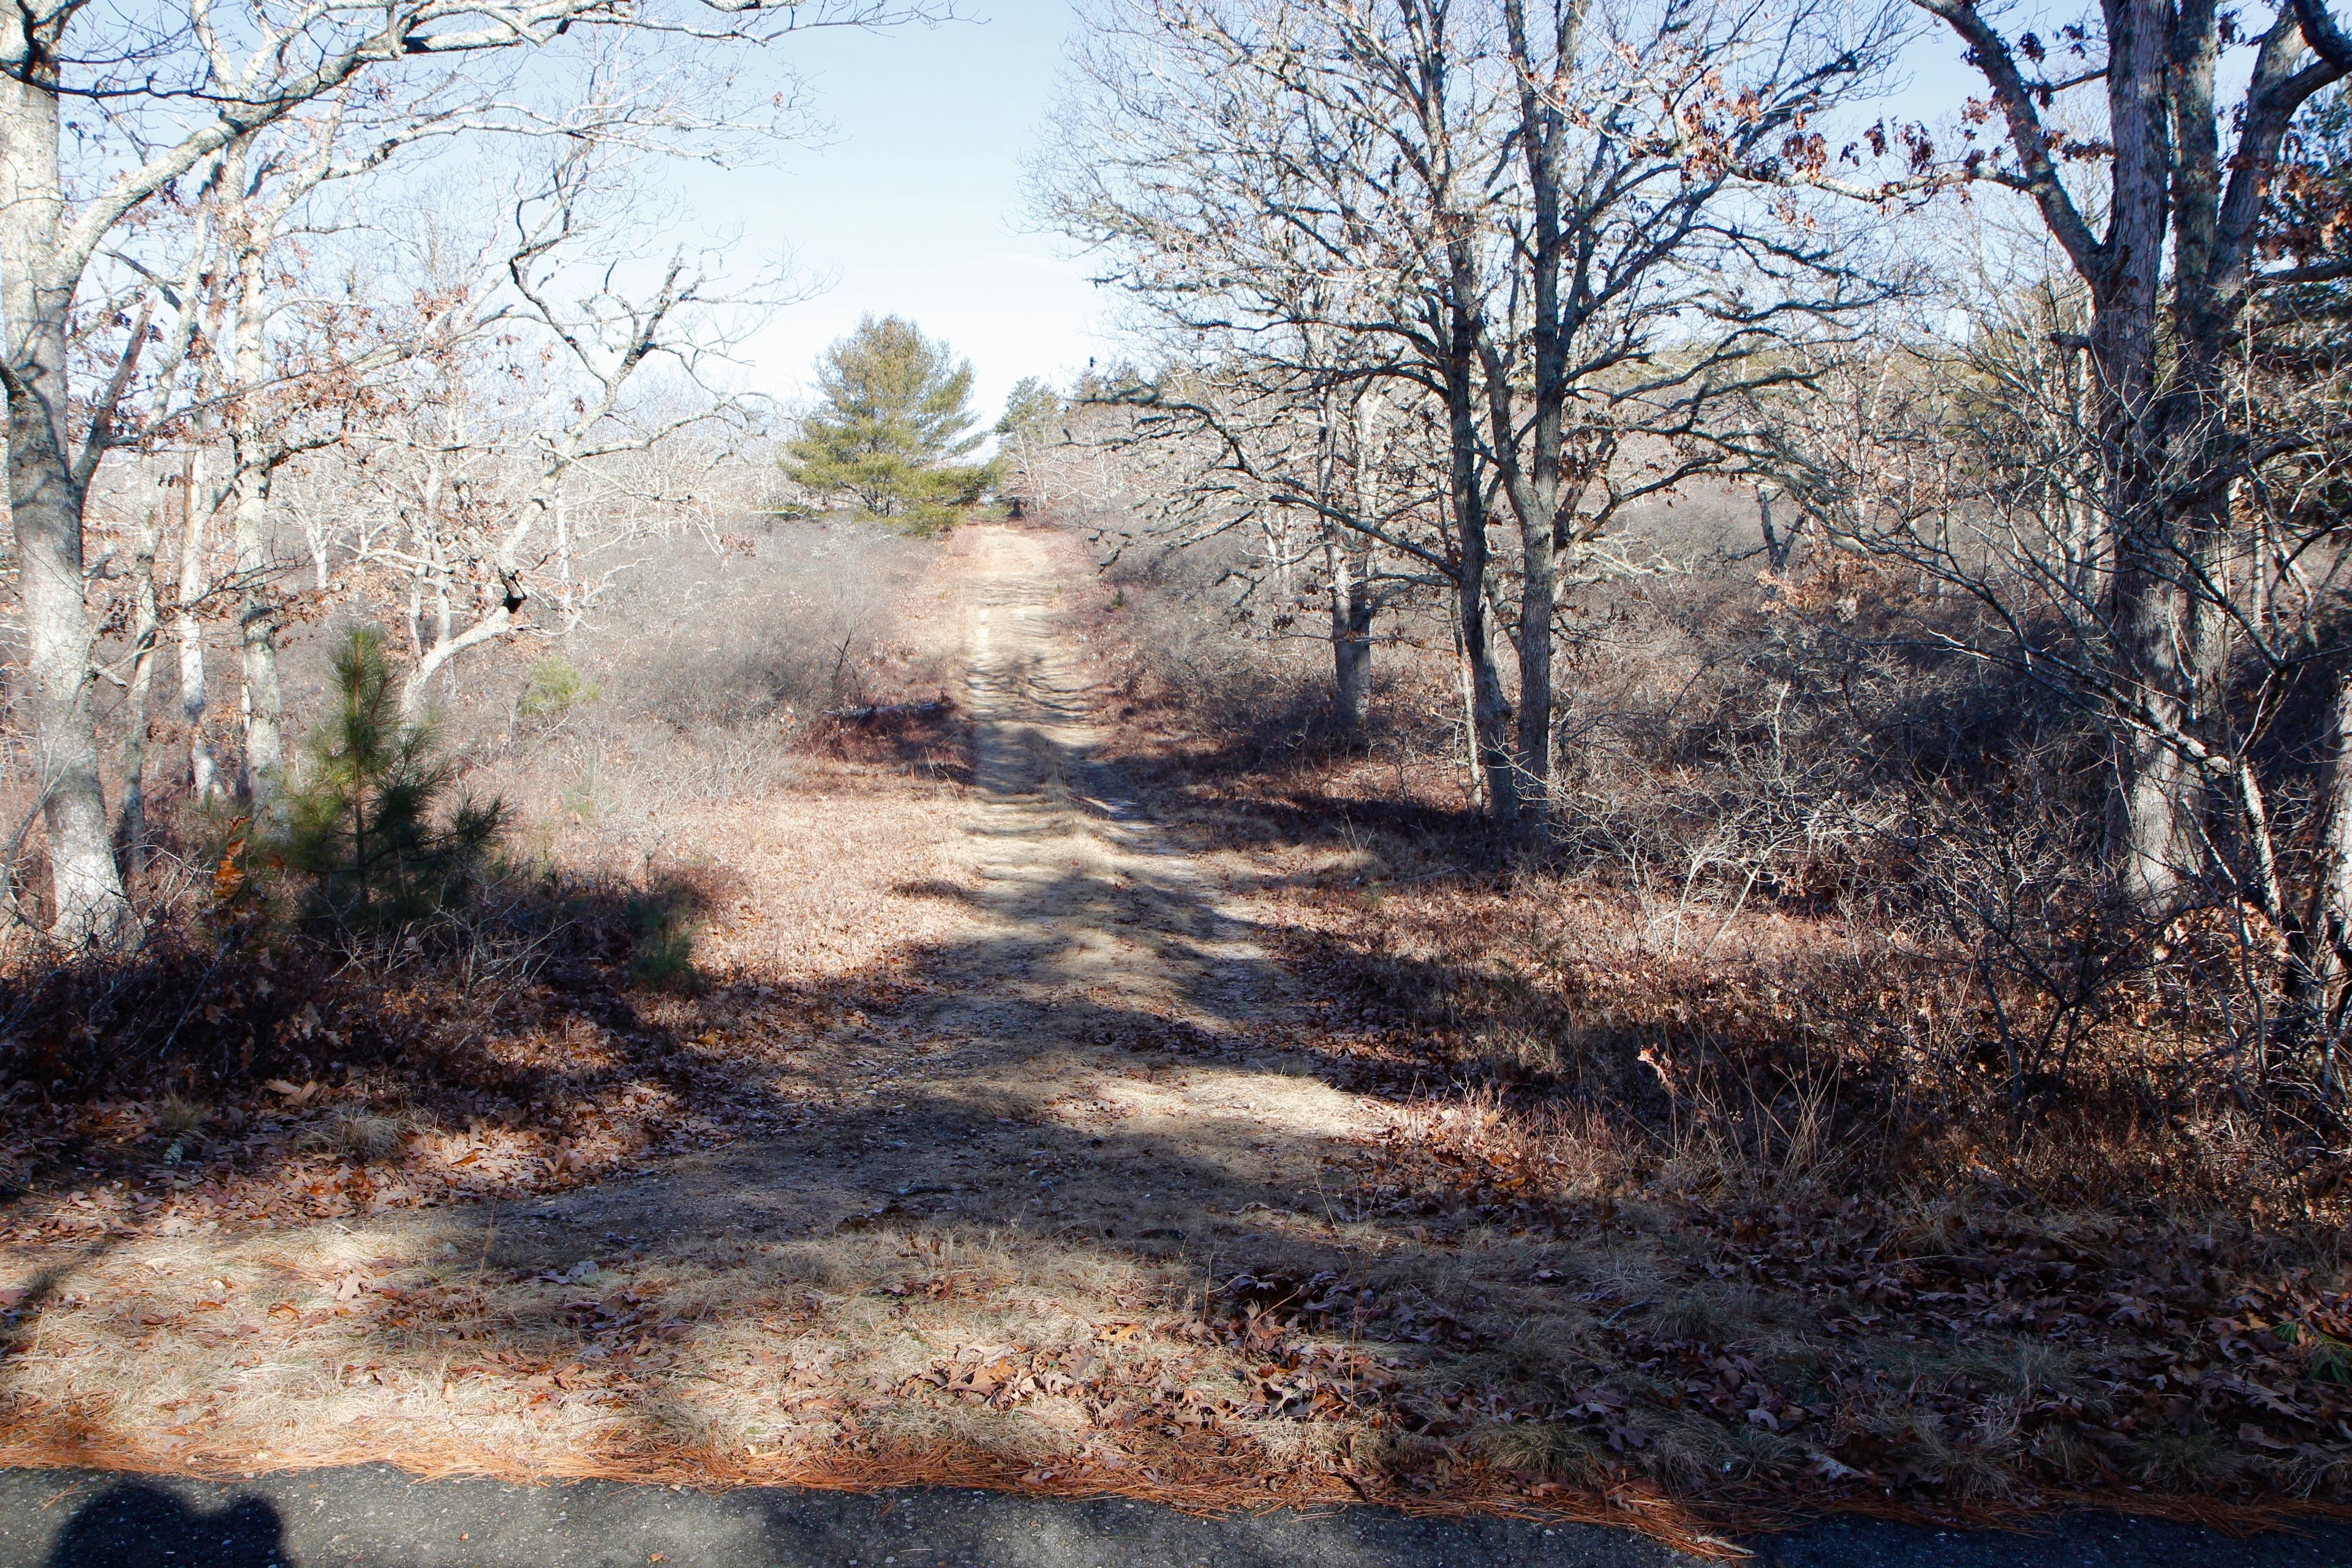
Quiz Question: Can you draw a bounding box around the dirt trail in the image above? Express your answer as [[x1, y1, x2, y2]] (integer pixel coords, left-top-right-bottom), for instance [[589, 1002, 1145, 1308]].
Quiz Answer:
[[0, 524, 1388, 1498], [960, 522, 1261, 1032], [923, 526, 1366, 1200]]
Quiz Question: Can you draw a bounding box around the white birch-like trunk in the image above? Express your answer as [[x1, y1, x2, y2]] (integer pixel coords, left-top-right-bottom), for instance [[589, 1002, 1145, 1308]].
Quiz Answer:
[[0, 38, 130, 943], [227, 195, 287, 807], [175, 447, 221, 805]]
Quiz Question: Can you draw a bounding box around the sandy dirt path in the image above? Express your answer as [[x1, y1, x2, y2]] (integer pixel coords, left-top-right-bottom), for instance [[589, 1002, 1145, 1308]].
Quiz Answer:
[[918, 526, 1367, 1210], [0, 524, 1391, 1502]]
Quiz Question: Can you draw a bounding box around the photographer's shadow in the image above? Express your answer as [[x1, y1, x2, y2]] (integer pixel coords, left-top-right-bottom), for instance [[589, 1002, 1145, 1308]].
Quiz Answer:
[[47, 1481, 287, 1567]]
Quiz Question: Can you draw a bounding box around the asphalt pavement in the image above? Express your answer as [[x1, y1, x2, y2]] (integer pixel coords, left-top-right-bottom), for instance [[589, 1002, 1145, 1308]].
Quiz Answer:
[[2, 1466, 2350, 1567]]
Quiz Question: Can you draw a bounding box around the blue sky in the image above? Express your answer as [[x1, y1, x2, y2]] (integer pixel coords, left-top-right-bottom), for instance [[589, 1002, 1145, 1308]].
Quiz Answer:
[[686, 0, 2037, 427], [688, 0, 1110, 427]]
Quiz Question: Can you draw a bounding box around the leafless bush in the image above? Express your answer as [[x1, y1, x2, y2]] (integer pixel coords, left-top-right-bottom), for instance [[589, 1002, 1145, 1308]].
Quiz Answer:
[[1095, 532, 1393, 763], [584, 519, 944, 730], [1085, 464, 2332, 1180]]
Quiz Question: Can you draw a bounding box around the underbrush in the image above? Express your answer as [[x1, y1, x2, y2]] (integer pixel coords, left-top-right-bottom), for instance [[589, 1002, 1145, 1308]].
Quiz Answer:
[[0, 517, 966, 1219], [1085, 533, 1409, 769], [1069, 516, 2352, 1509], [0, 854, 758, 1212], [1077, 516, 2345, 1214], [1197, 783, 2352, 1509], [1271, 861, 2329, 1212], [566, 517, 949, 734]]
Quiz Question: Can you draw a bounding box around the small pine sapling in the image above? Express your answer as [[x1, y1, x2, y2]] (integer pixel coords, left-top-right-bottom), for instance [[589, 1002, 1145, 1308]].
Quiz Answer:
[[516, 655, 601, 724], [274, 627, 506, 930]]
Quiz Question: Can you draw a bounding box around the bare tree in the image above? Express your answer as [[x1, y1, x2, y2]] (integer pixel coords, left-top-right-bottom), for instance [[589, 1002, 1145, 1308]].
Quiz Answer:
[[0, 0, 927, 946], [1046, 0, 1903, 825], [312, 144, 769, 716], [1477, 0, 1899, 827], [1905, 0, 2352, 913], [1099, 333, 1442, 739]]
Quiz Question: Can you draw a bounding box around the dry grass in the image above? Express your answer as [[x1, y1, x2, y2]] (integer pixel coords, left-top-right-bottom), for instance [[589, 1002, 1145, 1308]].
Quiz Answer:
[[2, 521, 2351, 1552]]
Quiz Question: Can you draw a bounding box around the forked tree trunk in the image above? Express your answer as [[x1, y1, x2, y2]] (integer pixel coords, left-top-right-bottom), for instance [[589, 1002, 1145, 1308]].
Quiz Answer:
[[1758, 485, 1803, 573], [1915, 0, 2351, 921], [0, 47, 131, 945], [401, 595, 521, 717], [1444, 282, 1518, 826]]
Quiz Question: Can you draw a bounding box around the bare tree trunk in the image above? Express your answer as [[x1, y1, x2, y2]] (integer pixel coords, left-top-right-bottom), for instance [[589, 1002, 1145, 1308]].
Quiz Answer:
[[306, 525, 332, 592], [1913, 0, 2349, 919], [1491, 0, 1583, 839], [1322, 390, 1375, 736], [2307, 671, 2352, 1093], [401, 598, 519, 717], [228, 202, 288, 809], [2094, 130, 2198, 913], [1455, 508, 1517, 823], [1446, 288, 1518, 826], [115, 507, 163, 876], [1516, 505, 1556, 826], [175, 447, 221, 805], [405, 568, 426, 661], [1758, 484, 1800, 573], [0, 42, 131, 944], [1324, 522, 1371, 734], [1450, 590, 1483, 808], [553, 483, 573, 613], [233, 475, 285, 805], [2108, 715, 2199, 910]]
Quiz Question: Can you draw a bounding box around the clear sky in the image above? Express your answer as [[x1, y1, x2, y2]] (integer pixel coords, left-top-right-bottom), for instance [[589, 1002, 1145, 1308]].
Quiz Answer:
[[682, 1, 2035, 429], [684, 0, 1112, 429]]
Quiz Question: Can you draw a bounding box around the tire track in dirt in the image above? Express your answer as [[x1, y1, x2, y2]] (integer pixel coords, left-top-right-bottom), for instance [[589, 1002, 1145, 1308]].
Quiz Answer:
[[925, 526, 1366, 1171]]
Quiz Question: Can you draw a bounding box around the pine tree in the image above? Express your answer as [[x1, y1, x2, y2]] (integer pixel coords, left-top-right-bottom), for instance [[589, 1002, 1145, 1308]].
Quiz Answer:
[[994, 377, 1065, 520], [274, 627, 505, 930], [995, 376, 1062, 440], [782, 315, 993, 529]]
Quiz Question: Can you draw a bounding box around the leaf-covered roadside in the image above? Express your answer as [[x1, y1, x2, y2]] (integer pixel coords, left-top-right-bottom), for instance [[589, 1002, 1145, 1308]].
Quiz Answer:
[[1208, 862, 2352, 1516], [0, 883, 925, 1244]]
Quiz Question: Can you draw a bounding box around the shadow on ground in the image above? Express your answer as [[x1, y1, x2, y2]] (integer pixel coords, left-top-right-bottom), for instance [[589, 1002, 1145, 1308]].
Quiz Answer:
[[3, 528, 2349, 1540], [8, 1466, 2350, 1568]]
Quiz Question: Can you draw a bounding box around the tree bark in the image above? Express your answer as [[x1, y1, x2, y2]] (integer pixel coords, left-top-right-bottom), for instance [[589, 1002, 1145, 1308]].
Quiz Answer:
[[1446, 293, 1518, 826], [0, 32, 132, 944], [176, 448, 221, 805], [233, 475, 286, 805], [2305, 673, 2352, 1095], [1515, 494, 1556, 827], [1325, 522, 1372, 734], [228, 188, 288, 809], [2094, 0, 2200, 914], [1494, 0, 1577, 835], [1922, 0, 2350, 916], [115, 505, 164, 877], [1322, 386, 1378, 736]]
